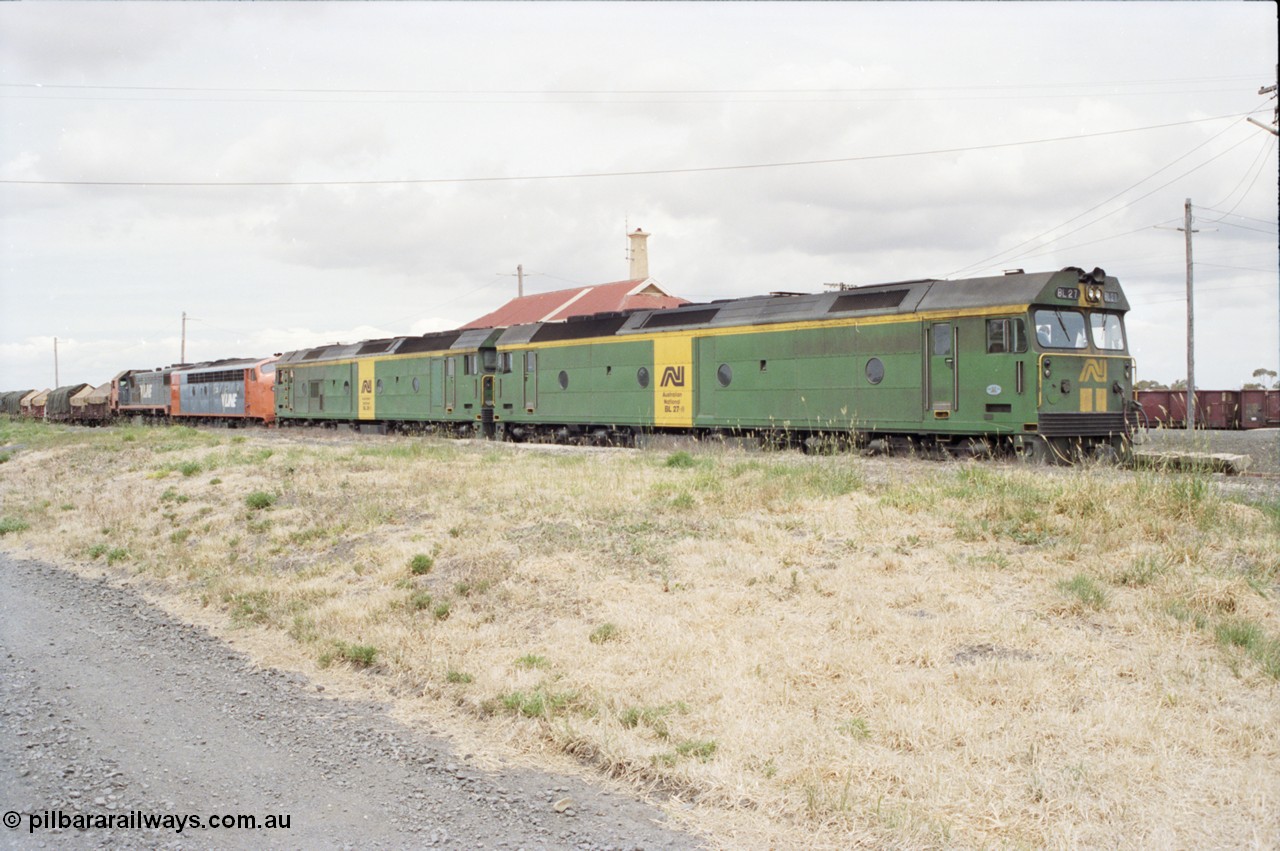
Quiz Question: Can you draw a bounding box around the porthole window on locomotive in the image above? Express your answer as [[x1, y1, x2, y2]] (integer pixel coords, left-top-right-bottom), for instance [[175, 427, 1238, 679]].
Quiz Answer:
[[717, 363, 733, 387], [558, 370, 569, 390], [412, 377, 420, 393], [637, 367, 650, 388], [865, 357, 885, 385]]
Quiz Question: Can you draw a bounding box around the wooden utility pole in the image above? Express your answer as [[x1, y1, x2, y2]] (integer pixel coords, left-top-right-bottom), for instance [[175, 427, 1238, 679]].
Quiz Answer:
[[516, 264, 524, 298], [1181, 199, 1196, 432], [53, 336, 59, 386], [181, 311, 187, 363]]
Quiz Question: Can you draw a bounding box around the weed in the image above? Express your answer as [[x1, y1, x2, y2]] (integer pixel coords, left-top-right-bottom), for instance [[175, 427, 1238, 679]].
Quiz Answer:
[[0, 516, 30, 536], [160, 487, 191, 504], [432, 601, 452, 621], [839, 717, 871, 739], [446, 670, 473, 684], [169, 529, 191, 544], [589, 623, 620, 644], [409, 553, 434, 575], [245, 491, 276, 511], [0, 451, 11, 464], [1214, 617, 1280, 680], [515, 654, 549, 670], [327, 641, 378, 668], [228, 590, 273, 625], [498, 686, 579, 719], [288, 616, 318, 644], [666, 451, 697, 469], [674, 738, 718, 762], [1111, 555, 1169, 588], [619, 704, 678, 739], [209, 477, 223, 485], [86, 543, 109, 559], [178, 460, 201, 477], [408, 590, 433, 611], [1058, 574, 1107, 610], [105, 547, 129, 565], [60, 503, 74, 511]]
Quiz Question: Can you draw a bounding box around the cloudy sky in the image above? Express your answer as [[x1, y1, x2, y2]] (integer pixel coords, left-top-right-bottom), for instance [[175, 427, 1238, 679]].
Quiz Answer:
[[1, 1, 1276, 393]]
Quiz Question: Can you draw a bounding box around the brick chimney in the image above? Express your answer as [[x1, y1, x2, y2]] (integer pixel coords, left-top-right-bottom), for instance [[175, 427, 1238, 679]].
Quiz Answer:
[[628, 228, 650, 280]]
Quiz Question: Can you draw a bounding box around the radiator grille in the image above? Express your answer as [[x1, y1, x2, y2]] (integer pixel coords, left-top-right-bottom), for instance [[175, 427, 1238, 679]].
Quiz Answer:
[[1038, 412, 1126, 437]]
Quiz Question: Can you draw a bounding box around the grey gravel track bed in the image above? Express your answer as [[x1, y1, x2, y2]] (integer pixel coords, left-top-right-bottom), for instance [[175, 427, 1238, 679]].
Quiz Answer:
[[0, 555, 701, 850]]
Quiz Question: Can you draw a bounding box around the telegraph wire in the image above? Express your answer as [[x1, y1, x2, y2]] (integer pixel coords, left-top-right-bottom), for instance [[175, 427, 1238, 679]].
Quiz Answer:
[[0, 75, 1261, 96], [950, 128, 1263, 276], [1196, 208, 1279, 226], [0, 110, 1262, 188], [944, 118, 1248, 278], [1201, 134, 1278, 223]]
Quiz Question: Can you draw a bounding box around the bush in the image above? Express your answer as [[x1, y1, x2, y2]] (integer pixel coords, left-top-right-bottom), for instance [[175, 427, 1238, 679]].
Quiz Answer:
[[245, 491, 276, 511], [589, 622, 620, 644], [409, 553, 434, 575], [665, 451, 696, 468], [0, 516, 29, 536]]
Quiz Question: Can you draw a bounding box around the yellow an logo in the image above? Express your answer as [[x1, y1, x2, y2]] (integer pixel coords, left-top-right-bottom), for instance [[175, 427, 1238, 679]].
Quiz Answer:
[[1078, 358, 1107, 383]]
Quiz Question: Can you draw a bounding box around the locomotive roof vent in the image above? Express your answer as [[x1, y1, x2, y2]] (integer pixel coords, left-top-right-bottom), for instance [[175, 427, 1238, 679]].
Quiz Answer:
[[1003, 268, 1024, 275]]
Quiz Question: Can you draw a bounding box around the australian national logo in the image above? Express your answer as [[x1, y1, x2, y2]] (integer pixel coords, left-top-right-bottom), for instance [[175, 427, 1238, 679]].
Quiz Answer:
[[1078, 359, 1107, 383], [660, 366, 686, 387]]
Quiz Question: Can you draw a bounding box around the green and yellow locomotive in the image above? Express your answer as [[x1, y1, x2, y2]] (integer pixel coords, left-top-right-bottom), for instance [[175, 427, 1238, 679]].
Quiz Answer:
[[274, 266, 1134, 459]]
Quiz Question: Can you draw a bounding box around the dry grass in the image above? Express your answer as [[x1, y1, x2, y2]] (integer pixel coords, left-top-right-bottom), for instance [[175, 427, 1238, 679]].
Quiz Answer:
[[2, 417, 1279, 849]]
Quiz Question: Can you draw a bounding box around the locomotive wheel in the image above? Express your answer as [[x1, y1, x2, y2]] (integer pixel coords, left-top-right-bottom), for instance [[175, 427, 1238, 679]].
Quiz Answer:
[[1017, 435, 1054, 465]]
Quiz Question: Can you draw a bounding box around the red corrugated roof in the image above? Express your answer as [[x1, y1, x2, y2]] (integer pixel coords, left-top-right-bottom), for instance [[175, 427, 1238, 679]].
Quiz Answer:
[[462, 279, 688, 329]]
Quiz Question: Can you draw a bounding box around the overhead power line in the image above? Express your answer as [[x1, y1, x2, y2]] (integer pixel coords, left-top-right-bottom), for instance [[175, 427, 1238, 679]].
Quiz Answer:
[[0, 75, 1261, 96], [947, 124, 1265, 276], [0, 110, 1261, 188]]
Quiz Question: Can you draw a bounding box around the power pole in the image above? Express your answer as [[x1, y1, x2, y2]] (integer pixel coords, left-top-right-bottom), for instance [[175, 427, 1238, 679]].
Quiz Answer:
[[1179, 199, 1197, 432], [53, 336, 59, 386], [517, 264, 524, 298], [181, 311, 188, 363]]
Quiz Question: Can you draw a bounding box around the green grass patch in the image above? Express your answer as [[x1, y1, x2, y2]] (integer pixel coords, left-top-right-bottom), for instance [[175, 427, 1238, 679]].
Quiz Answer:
[[496, 685, 580, 719], [227, 590, 274, 626], [619, 703, 684, 739], [673, 738, 718, 762], [1058, 574, 1107, 610], [839, 717, 871, 740], [589, 622, 620, 644], [409, 553, 434, 575], [408, 590, 433, 611], [445, 670, 473, 684], [321, 641, 378, 669], [245, 491, 276, 511], [0, 516, 30, 536], [665, 451, 697, 468], [105, 547, 129, 566], [515, 654, 550, 670]]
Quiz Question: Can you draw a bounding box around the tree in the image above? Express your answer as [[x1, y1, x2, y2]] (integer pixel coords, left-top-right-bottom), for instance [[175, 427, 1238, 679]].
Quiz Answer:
[[1170, 379, 1188, 390], [1251, 367, 1278, 390], [1135, 379, 1168, 390]]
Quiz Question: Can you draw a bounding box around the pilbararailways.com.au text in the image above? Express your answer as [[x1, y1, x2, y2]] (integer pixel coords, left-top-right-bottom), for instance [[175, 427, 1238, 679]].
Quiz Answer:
[[4, 809, 291, 835]]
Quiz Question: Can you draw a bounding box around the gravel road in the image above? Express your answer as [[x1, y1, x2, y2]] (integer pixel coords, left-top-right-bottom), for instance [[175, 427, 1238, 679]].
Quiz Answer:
[[0, 555, 701, 850]]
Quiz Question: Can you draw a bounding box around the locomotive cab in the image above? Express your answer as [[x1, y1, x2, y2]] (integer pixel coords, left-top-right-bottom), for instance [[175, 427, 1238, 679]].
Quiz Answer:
[[1022, 267, 1134, 457]]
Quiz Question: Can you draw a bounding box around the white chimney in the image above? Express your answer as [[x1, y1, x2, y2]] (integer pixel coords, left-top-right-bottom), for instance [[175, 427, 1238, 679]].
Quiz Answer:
[[628, 228, 650, 280]]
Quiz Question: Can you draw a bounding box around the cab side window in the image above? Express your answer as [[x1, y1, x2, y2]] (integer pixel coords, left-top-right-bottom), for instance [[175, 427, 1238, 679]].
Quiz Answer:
[[986, 318, 1027, 353]]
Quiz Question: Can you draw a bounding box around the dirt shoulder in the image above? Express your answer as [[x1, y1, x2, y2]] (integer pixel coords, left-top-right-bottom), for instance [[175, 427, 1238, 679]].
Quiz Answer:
[[0, 554, 699, 850]]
